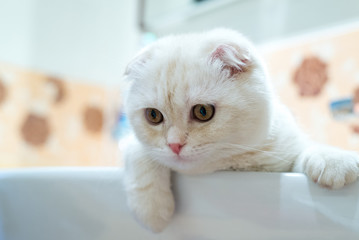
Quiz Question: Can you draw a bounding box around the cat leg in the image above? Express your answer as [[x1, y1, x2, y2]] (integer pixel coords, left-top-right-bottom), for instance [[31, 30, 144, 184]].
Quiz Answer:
[[123, 141, 174, 232], [293, 144, 359, 189]]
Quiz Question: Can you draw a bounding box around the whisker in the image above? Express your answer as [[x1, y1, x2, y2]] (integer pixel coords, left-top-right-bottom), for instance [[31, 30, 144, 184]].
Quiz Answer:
[[143, 141, 294, 167], [217, 142, 292, 163]]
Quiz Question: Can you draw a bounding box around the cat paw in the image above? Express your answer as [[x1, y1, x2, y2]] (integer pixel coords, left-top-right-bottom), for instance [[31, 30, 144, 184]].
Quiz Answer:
[[126, 188, 174, 233], [303, 147, 359, 189]]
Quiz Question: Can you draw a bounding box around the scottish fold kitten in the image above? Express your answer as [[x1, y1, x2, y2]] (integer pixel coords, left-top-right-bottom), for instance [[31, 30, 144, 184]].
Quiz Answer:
[[122, 29, 359, 232]]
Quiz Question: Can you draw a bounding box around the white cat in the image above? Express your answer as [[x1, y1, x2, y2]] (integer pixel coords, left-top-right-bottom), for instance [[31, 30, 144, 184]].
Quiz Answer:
[[122, 29, 359, 232]]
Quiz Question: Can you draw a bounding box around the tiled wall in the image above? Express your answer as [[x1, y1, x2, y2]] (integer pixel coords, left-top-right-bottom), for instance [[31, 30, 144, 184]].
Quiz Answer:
[[261, 26, 359, 150], [0, 63, 120, 168]]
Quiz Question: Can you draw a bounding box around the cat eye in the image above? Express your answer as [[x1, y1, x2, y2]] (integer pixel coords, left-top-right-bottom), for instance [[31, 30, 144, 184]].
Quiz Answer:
[[192, 104, 215, 122], [145, 108, 163, 125]]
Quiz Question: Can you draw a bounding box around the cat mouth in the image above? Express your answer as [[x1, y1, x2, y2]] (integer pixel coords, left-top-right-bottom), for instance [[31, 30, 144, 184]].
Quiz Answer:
[[173, 154, 190, 162], [171, 151, 198, 163], [172, 151, 206, 163], [166, 143, 213, 163]]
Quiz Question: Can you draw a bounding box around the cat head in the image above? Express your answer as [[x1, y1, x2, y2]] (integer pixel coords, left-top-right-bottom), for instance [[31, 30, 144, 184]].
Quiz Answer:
[[124, 29, 273, 172]]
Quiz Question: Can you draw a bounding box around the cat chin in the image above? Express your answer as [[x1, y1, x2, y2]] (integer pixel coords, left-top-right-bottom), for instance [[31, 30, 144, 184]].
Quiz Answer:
[[153, 149, 226, 174], [152, 153, 204, 172], [154, 160, 192, 173]]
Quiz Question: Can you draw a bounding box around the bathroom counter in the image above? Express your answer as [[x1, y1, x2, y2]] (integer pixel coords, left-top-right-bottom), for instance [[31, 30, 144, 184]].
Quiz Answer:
[[1, 168, 358, 240]]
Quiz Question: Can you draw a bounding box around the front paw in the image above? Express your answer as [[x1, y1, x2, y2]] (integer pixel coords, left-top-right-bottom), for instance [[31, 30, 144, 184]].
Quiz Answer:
[[303, 147, 359, 189], [126, 187, 174, 233]]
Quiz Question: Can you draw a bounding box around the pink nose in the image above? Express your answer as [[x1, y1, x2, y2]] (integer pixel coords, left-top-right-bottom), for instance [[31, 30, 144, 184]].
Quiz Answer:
[[169, 143, 184, 155]]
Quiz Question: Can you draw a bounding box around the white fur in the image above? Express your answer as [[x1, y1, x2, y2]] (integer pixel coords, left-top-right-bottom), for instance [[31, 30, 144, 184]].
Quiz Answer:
[[122, 29, 359, 232]]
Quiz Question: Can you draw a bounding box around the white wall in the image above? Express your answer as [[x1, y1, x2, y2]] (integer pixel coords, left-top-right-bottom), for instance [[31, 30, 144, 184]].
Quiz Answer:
[[0, 0, 140, 86], [144, 0, 359, 44], [2, 0, 358, 86], [0, 0, 35, 68]]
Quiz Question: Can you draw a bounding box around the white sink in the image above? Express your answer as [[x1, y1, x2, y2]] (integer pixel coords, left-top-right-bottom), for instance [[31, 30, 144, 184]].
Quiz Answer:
[[1, 168, 359, 240]]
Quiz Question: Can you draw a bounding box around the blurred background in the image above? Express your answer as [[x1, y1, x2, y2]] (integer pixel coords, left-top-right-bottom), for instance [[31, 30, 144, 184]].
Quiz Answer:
[[0, 0, 359, 168]]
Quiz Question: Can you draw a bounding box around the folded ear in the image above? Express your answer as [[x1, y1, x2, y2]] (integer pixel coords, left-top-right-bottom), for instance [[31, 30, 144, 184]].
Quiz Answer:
[[209, 44, 251, 77], [124, 47, 152, 77]]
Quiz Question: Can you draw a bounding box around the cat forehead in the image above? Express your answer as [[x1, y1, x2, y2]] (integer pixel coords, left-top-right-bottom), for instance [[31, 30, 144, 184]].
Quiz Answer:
[[131, 68, 234, 115], [138, 54, 226, 91], [126, 29, 255, 83], [126, 29, 257, 110]]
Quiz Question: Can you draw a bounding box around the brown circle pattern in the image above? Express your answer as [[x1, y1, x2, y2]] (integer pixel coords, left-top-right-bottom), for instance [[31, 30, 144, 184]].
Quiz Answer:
[[353, 87, 359, 105], [0, 79, 7, 105], [83, 106, 104, 133], [351, 125, 359, 135], [21, 114, 50, 146], [293, 56, 328, 97], [47, 77, 66, 103]]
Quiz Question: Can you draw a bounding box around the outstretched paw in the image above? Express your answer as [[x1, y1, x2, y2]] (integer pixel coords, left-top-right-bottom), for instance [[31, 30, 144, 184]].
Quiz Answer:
[[303, 147, 359, 189]]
